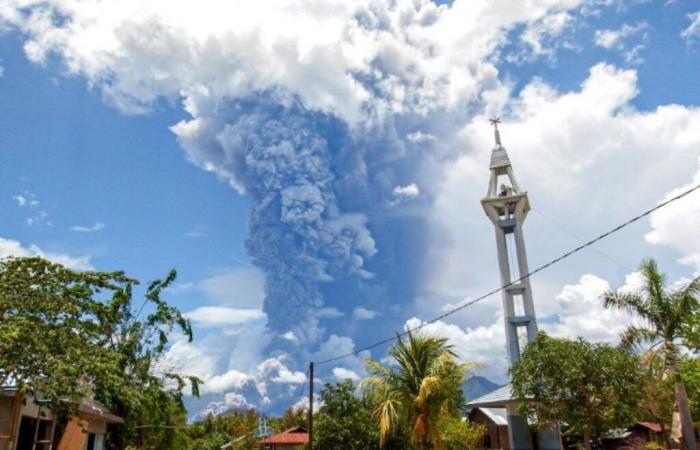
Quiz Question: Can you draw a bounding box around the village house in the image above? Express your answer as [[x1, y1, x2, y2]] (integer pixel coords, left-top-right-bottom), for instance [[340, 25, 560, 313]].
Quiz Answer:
[[468, 406, 511, 450], [257, 426, 309, 450], [0, 387, 122, 450]]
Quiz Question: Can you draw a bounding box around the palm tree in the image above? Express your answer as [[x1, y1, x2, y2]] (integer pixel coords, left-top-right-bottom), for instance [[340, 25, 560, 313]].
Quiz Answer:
[[602, 258, 699, 450], [358, 330, 475, 449]]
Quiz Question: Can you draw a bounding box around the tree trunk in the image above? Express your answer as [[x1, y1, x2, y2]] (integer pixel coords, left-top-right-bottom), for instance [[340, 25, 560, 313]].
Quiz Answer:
[[675, 381, 697, 450], [583, 429, 592, 450]]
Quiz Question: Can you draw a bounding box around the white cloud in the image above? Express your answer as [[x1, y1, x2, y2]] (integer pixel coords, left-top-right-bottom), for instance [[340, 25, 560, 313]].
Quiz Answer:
[[0, 237, 93, 271], [594, 22, 647, 49], [425, 62, 700, 312], [543, 273, 635, 343], [516, 11, 576, 62], [0, 0, 592, 123], [70, 222, 105, 232], [316, 307, 344, 319], [405, 271, 641, 382], [12, 195, 26, 206], [682, 11, 700, 42], [404, 316, 508, 382], [270, 366, 307, 384], [185, 306, 266, 327], [352, 306, 378, 320], [332, 367, 360, 382], [594, 22, 648, 64], [407, 131, 436, 143], [645, 160, 700, 272], [392, 183, 420, 200], [280, 331, 298, 342]]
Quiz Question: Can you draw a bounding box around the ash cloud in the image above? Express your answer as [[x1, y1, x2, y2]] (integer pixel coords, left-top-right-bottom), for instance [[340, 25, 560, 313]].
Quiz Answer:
[[173, 94, 426, 344]]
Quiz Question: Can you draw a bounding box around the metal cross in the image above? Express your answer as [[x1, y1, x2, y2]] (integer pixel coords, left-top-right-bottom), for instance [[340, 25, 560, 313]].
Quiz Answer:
[[489, 116, 501, 131]]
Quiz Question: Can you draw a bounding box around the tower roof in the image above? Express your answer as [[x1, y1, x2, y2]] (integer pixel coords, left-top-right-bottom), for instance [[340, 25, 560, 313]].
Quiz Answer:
[[488, 117, 511, 170], [490, 145, 511, 170]]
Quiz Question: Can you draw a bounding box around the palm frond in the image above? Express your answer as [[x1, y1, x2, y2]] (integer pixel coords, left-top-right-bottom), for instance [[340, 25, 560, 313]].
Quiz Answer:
[[620, 326, 658, 350], [602, 290, 651, 319]]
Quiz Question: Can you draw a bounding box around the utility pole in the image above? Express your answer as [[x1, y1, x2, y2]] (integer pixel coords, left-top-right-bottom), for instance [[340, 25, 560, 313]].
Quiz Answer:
[[308, 361, 314, 450]]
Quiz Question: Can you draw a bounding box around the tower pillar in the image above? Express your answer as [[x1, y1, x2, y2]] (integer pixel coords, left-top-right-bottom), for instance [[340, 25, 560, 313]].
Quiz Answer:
[[481, 118, 560, 450]]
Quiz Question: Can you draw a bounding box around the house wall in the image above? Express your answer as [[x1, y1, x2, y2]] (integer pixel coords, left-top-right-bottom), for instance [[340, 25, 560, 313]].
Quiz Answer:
[[0, 396, 17, 450], [56, 418, 108, 450], [469, 409, 510, 450]]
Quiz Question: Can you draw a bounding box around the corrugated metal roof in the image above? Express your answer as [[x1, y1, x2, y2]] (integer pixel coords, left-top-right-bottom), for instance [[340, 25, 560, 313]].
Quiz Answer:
[[466, 384, 516, 407], [480, 407, 508, 426], [490, 145, 511, 169]]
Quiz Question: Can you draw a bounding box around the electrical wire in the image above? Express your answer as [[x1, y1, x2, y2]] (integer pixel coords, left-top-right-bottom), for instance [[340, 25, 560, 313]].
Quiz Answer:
[[531, 207, 633, 272], [313, 182, 700, 365]]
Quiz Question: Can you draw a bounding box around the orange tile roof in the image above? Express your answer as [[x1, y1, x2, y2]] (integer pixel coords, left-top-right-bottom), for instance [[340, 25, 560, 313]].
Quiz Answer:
[[258, 427, 309, 445]]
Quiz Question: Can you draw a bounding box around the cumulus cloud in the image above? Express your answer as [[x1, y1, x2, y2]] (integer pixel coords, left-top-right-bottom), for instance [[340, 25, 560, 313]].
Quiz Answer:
[[0, 237, 93, 271], [0, 0, 593, 121], [405, 271, 642, 382], [70, 222, 105, 232], [645, 160, 700, 272], [426, 62, 700, 313], [332, 367, 360, 382]]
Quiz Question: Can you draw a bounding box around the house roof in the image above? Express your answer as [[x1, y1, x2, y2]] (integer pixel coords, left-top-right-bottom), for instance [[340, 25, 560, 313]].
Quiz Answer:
[[467, 384, 517, 407], [637, 422, 663, 433], [478, 408, 508, 426], [257, 426, 309, 445], [78, 398, 124, 424]]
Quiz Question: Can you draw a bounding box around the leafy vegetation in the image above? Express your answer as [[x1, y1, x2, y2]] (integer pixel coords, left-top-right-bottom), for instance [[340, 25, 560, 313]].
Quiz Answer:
[[312, 380, 379, 450], [602, 258, 699, 450], [0, 257, 200, 449], [511, 332, 644, 450], [359, 330, 482, 450]]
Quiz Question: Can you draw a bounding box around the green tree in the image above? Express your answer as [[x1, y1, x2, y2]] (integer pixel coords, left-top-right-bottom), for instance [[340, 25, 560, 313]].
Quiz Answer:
[[602, 259, 699, 450], [511, 333, 643, 450], [0, 257, 200, 449], [437, 416, 484, 450], [313, 380, 379, 450], [358, 330, 474, 449], [680, 357, 700, 419], [185, 410, 258, 450]]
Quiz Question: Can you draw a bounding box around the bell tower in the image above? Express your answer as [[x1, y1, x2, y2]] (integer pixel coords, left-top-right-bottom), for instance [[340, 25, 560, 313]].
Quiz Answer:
[[481, 118, 559, 450]]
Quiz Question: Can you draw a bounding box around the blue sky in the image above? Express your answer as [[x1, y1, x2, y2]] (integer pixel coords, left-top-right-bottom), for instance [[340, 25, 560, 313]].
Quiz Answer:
[[1, 0, 700, 416]]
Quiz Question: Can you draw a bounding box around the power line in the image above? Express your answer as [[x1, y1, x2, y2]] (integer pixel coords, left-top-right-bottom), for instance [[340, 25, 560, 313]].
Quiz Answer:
[[313, 182, 700, 366], [531, 207, 633, 272]]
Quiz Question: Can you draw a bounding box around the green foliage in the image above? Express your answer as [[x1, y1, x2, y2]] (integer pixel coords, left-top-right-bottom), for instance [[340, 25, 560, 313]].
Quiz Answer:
[[185, 410, 258, 450], [681, 357, 700, 418], [313, 380, 379, 450], [268, 406, 307, 432], [602, 258, 700, 450], [359, 330, 476, 449], [0, 257, 200, 449], [437, 416, 485, 450], [511, 333, 643, 449], [602, 258, 699, 376]]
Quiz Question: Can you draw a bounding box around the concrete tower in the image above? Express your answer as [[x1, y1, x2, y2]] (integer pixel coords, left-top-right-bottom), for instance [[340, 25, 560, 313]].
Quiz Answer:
[[480, 118, 559, 450]]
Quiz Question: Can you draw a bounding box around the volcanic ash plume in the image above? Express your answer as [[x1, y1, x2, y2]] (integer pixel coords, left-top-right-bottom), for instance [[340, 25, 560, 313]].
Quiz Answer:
[[173, 96, 377, 342]]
